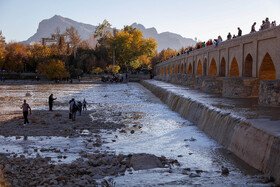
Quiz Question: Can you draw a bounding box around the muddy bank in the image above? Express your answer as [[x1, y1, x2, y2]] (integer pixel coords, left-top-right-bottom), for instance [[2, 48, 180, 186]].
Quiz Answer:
[[0, 110, 124, 137]]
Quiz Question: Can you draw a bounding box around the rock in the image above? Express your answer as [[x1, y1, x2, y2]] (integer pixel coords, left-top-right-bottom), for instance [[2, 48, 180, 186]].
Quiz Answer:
[[129, 153, 164, 170], [184, 168, 191, 171], [26, 93, 31, 96], [119, 129, 126, 133], [177, 155, 183, 157], [130, 130, 135, 134], [195, 169, 203, 174], [221, 167, 229, 175], [189, 173, 200, 178]]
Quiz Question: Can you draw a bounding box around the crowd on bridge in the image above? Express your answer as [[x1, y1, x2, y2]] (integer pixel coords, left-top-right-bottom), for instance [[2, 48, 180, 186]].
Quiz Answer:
[[161, 17, 278, 63]]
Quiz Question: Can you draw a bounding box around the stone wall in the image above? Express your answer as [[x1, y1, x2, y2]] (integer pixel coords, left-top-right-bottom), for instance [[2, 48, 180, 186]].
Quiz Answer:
[[201, 77, 223, 94], [223, 77, 260, 98], [141, 80, 280, 184], [259, 80, 280, 106]]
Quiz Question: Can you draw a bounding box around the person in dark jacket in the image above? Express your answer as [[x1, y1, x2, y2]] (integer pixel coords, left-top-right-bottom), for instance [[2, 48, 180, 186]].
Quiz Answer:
[[48, 94, 57, 111], [237, 27, 242, 37], [21, 100, 31, 126]]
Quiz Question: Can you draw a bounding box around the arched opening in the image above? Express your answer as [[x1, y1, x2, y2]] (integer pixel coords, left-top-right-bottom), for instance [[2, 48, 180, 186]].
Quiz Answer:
[[244, 54, 253, 77], [203, 59, 207, 75], [187, 63, 192, 74], [220, 58, 226, 77], [259, 53, 276, 80], [229, 57, 239, 77], [175, 64, 178, 74], [209, 58, 217, 76], [170, 65, 173, 74], [193, 61, 195, 74], [197, 60, 202, 75], [180, 64, 184, 73]]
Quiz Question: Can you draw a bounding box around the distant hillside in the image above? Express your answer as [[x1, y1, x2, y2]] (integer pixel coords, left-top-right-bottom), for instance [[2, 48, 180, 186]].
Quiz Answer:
[[131, 23, 196, 51], [23, 15, 196, 51]]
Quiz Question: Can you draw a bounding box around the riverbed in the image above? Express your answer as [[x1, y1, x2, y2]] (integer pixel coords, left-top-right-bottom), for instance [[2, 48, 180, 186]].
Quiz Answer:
[[0, 82, 274, 186]]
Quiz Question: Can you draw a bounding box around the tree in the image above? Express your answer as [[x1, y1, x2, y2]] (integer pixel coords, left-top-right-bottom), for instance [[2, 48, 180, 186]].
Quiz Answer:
[[66, 26, 81, 56], [106, 25, 157, 70], [0, 31, 6, 70], [4, 43, 28, 72], [28, 44, 51, 71], [94, 19, 112, 45], [37, 59, 69, 80], [91, 67, 103, 74]]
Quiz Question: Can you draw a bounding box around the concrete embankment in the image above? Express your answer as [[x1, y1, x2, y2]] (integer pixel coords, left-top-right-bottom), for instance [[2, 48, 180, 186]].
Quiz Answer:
[[141, 79, 280, 184]]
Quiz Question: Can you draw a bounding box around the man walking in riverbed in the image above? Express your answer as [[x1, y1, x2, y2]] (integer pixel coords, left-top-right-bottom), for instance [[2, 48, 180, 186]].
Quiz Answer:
[[20, 100, 31, 126], [48, 94, 57, 111], [69, 98, 78, 121]]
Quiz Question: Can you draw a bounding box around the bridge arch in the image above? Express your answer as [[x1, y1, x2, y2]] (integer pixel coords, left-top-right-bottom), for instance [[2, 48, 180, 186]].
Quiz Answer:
[[180, 64, 184, 73], [220, 57, 226, 77], [203, 58, 207, 75], [187, 63, 193, 74], [197, 60, 202, 75], [259, 53, 276, 80], [244, 54, 253, 77], [209, 58, 217, 76], [170, 65, 172, 74], [175, 64, 178, 74], [230, 57, 239, 77]]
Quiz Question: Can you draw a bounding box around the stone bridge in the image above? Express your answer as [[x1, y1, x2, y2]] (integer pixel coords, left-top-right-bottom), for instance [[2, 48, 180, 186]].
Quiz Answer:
[[154, 26, 280, 106]]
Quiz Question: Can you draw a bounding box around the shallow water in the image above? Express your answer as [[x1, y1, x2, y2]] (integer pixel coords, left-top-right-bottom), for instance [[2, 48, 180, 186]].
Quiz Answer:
[[0, 83, 273, 186]]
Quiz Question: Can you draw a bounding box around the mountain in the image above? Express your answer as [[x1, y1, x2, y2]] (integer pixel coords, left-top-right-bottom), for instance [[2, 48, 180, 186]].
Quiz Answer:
[[131, 23, 196, 51], [24, 15, 196, 51]]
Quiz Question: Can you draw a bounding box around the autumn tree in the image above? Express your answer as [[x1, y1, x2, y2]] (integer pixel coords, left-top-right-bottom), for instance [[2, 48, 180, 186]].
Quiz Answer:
[[37, 59, 69, 80], [27, 44, 51, 71], [106, 25, 157, 70], [4, 43, 28, 72], [66, 26, 81, 57], [0, 31, 6, 70]]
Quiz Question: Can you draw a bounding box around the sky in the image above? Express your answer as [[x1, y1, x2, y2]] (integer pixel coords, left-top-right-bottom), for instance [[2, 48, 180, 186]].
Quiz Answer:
[[0, 0, 279, 43]]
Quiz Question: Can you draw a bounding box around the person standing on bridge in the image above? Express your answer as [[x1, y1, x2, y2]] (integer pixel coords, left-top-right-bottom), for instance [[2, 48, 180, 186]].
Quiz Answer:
[[251, 22, 256, 33], [48, 94, 57, 111], [237, 27, 242, 37]]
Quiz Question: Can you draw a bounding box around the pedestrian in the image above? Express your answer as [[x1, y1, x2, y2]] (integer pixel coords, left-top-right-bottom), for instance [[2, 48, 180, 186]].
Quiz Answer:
[[48, 94, 57, 111], [69, 98, 78, 121], [78, 101, 82, 116], [260, 20, 265, 30], [20, 100, 31, 126], [263, 17, 271, 30], [238, 27, 242, 37], [251, 22, 256, 33], [82, 98, 87, 111], [227, 32, 232, 40]]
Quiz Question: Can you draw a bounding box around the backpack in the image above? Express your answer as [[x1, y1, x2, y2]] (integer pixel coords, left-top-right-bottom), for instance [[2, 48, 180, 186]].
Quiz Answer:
[[72, 102, 78, 112]]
